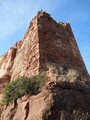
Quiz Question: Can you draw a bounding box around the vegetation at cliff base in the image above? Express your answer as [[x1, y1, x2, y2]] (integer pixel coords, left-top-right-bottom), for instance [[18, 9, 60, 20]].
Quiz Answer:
[[2, 74, 47, 104]]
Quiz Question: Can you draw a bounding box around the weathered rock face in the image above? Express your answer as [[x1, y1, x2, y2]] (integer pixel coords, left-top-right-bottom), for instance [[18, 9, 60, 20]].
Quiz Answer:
[[0, 41, 22, 91], [0, 11, 90, 120], [0, 11, 89, 83], [38, 12, 87, 73]]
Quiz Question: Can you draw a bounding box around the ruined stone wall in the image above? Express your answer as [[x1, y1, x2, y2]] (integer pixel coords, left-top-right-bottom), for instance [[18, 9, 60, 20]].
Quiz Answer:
[[37, 12, 88, 77]]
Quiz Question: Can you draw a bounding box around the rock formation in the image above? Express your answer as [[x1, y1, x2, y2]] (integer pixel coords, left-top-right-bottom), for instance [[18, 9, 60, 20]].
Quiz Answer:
[[0, 11, 90, 120]]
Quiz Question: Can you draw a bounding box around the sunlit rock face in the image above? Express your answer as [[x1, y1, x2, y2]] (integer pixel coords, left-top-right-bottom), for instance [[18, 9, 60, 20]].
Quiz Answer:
[[0, 41, 22, 92], [0, 11, 89, 83], [0, 11, 90, 120]]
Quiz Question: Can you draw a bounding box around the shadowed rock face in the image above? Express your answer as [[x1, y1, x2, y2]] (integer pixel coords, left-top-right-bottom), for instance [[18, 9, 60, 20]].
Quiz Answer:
[[0, 11, 90, 120]]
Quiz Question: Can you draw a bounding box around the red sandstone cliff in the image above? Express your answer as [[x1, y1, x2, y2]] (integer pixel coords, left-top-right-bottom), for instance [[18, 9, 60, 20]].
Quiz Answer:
[[0, 11, 90, 120], [0, 41, 22, 92]]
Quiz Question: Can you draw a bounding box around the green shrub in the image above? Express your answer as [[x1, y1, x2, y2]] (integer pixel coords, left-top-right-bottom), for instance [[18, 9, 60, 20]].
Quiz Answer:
[[2, 74, 47, 104]]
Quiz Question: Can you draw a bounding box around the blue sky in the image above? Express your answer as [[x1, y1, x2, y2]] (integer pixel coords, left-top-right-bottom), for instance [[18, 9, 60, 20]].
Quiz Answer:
[[0, 0, 90, 74]]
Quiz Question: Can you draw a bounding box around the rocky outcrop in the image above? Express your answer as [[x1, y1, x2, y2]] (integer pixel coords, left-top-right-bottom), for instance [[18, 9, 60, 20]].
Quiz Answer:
[[0, 11, 89, 83], [0, 11, 90, 120], [1, 78, 90, 120], [0, 41, 22, 92]]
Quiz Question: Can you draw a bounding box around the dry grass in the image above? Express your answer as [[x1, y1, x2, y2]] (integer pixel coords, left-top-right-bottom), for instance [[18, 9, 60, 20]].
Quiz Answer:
[[66, 69, 79, 82]]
